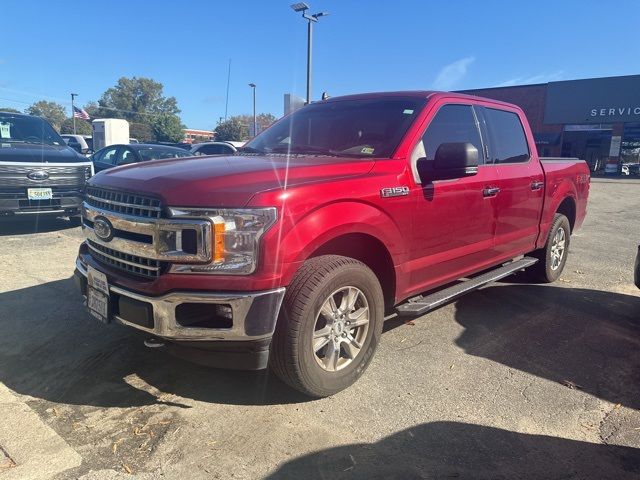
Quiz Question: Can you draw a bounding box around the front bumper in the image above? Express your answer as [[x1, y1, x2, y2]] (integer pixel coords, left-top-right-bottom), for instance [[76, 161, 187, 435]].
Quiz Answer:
[[0, 192, 82, 215], [74, 258, 285, 367]]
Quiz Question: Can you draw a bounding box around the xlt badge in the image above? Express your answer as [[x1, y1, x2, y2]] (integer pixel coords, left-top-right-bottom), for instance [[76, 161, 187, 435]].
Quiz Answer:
[[380, 186, 409, 198]]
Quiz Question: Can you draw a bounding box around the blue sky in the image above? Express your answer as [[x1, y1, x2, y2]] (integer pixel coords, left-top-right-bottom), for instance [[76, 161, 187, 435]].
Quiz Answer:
[[1, 0, 639, 130]]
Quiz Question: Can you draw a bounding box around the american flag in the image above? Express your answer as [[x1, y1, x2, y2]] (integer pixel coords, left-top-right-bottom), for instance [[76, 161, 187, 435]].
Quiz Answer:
[[73, 106, 90, 120]]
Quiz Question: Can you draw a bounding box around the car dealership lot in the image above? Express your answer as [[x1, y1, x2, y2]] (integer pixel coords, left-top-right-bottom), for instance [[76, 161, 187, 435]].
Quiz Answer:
[[0, 179, 639, 480]]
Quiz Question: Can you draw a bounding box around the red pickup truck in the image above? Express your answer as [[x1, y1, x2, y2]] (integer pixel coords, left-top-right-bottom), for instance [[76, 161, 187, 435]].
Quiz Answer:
[[74, 91, 590, 397]]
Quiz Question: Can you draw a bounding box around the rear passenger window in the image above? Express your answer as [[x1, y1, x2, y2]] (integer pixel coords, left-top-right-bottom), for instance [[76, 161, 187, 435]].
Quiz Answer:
[[420, 104, 483, 164], [484, 108, 530, 163]]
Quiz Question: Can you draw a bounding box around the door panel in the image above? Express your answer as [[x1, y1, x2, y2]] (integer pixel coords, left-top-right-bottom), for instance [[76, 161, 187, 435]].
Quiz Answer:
[[480, 107, 545, 257], [409, 166, 499, 293], [495, 162, 544, 257], [407, 103, 500, 295]]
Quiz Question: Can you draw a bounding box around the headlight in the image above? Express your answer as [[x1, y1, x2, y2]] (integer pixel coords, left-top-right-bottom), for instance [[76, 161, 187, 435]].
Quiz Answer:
[[168, 207, 277, 275]]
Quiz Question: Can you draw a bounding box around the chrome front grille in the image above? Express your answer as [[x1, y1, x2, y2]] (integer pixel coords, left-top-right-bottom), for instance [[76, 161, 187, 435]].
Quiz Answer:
[[87, 240, 163, 278], [0, 165, 91, 187], [85, 186, 162, 218]]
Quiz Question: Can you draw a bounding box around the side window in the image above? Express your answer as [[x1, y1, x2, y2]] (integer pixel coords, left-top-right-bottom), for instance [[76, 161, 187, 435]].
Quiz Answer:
[[483, 108, 530, 163], [118, 148, 136, 165], [202, 144, 228, 155], [420, 104, 484, 164], [101, 147, 119, 165]]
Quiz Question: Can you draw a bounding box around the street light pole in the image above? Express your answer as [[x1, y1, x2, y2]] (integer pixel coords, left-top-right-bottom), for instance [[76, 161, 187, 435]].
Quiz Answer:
[[248, 83, 257, 137], [291, 3, 329, 105], [70, 93, 78, 134]]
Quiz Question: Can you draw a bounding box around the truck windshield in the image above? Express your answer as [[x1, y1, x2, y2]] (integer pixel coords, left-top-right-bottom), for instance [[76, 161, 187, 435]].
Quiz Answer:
[[0, 113, 65, 146], [244, 97, 426, 158]]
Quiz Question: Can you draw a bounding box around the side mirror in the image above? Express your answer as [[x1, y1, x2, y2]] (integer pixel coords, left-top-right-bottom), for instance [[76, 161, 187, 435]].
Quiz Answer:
[[417, 142, 479, 182]]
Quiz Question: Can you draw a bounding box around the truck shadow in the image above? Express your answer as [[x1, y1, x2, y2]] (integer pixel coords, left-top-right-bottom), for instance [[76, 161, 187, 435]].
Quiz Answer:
[[265, 421, 640, 479], [0, 277, 309, 408], [453, 283, 640, 410], [0, 215, 78, 236]]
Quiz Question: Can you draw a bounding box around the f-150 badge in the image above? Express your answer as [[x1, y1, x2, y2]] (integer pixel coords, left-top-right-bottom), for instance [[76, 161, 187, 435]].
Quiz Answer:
[[380, 186, 409, 198]]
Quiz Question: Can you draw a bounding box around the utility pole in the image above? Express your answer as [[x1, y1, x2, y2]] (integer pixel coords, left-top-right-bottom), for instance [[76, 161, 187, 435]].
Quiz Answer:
[[70, 93, 78, 134], [248, 83, 257, 137], [225, 59, 231, 120]]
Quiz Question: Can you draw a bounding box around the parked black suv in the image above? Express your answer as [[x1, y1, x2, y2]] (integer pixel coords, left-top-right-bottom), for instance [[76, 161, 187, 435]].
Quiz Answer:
[[0, 111, 94, 220]]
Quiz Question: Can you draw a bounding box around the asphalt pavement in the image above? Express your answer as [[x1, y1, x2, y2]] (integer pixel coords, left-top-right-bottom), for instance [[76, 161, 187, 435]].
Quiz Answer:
[[0, 179, 638, 479]]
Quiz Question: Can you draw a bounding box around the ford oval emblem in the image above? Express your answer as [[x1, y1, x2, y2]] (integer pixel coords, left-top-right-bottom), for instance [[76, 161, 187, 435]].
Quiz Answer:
[[27, 170, 49, 181], [93, 216, 114, 242]]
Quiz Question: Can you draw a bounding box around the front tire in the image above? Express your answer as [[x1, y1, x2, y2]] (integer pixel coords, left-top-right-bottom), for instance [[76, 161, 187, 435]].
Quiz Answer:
[[270, 255, 384, 397], [529, 213, 571, 283]]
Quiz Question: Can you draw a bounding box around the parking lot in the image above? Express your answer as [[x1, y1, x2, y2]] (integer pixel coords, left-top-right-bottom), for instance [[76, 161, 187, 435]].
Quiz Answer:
[[0, 179, 639, 479]]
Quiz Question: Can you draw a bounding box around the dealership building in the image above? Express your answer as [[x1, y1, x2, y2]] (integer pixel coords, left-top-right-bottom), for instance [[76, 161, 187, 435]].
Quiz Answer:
[[460, 74, 640, 173]]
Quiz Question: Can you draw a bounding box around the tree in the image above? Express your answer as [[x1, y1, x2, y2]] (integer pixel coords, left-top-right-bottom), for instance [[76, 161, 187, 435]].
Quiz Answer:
[[26, 100, 67, 130], [60, 118, 92, 135], [0, 107, 21, 114], [215, 118, 248, 142], [233, 113, 277, 133], [152, 114, 185, 143], [96, 76, 182, 142], [129, 122, 154, 142], [97, 76, 179, 120]]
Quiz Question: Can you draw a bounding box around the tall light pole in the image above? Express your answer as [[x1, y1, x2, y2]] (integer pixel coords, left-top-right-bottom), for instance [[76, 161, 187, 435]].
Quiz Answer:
[[290, 3, 329, 104], [70, 93, 78, 134], [248, 83, 257, 137]]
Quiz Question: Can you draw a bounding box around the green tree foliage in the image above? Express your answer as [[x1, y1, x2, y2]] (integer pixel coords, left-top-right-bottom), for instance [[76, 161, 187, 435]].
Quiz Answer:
[[233, 113, 278, 133], [97, 77, 179, 121], [26, 100, 67, 130], [129, 122, 154, 142], [152, 114, 185, 143], [60, 118, 92, 135], [96, 77, 182, 142], [0, 107, 21, 114], [215, 118, 248, 142]]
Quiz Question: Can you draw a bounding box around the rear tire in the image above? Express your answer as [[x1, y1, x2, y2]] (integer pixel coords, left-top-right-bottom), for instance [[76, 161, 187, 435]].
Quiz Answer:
[[528, 213, 571, 283], [270, 255, 384, 397]]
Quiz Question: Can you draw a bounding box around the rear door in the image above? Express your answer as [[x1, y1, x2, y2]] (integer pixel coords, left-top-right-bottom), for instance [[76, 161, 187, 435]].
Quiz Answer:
[[408, 102, 501, 294], [479, 106, 544, 258]]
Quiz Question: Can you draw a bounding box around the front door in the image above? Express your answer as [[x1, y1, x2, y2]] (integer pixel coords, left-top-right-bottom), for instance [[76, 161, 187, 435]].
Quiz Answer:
[[408, 103, 499, 295]]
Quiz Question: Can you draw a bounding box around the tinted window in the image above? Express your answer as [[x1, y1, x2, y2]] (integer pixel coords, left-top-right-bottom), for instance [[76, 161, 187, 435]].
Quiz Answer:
[[245, 97, 426, 158], [118, 148, 137, 165], [420, 104, 483, 164], [483, 108, 530, 163], [98, 147, 119, 165], [200, 144, 232, 155]]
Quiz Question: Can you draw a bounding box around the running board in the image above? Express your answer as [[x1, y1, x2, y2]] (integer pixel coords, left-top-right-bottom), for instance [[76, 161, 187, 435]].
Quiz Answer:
[[395, 257, 538, 317]]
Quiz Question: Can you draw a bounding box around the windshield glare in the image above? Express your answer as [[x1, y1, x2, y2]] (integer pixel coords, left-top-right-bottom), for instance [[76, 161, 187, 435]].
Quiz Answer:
[[245, 97, 425, 158], [0, 113, 65, 146]]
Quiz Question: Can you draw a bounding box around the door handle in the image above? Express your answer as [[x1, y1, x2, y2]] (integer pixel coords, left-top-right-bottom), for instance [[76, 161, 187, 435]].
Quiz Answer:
[[530, 181, 544, 191], [482, 187, 500, 197]]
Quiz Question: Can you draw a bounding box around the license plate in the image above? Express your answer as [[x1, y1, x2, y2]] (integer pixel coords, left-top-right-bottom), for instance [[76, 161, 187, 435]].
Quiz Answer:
[[87, 287, 109, 324], [87, 265, 108, 295], [27, 188, 53, 200]]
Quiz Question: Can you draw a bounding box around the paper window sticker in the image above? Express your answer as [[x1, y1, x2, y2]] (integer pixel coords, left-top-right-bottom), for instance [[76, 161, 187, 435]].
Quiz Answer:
[[403, 109, 414, 114], [361, 147, 375, 154], [0, 123, 10, 138]]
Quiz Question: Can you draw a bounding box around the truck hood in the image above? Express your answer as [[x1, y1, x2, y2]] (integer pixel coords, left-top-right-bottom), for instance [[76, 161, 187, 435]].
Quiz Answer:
[[0, 142, 86, 163], [89, 154, 376, 207]]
